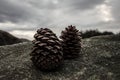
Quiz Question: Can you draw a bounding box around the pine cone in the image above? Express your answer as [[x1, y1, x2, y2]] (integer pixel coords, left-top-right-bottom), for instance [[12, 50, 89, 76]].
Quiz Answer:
[[30, 28, 63, 71], [60, 25, 82, 59]]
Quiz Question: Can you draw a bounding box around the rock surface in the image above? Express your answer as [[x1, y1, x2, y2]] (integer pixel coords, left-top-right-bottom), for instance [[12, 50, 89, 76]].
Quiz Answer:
[[0, 36, 120, 80]]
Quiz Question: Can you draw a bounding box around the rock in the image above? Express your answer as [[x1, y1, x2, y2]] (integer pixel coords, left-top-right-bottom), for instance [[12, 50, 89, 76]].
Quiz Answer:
[[0, 36, 120, 80], [0, 30, 29, 46]]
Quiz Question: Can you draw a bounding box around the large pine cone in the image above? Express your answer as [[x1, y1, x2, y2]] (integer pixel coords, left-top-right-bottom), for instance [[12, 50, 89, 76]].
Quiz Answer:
[[60, 25, 82, 59], [30, 28, 63, 71]]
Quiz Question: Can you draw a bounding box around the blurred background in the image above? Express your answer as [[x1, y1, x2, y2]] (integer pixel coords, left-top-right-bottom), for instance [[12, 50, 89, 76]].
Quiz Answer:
[[0, 0, 120, 40]]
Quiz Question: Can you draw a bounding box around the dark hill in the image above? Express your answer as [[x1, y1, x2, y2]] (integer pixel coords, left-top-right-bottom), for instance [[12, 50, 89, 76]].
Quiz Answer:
[[0, 30, 29, 46]]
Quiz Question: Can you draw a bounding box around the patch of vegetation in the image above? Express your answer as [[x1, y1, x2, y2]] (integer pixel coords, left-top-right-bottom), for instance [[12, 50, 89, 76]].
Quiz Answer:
[[81, 29, 114, 39], [110, 32, 120, 41]]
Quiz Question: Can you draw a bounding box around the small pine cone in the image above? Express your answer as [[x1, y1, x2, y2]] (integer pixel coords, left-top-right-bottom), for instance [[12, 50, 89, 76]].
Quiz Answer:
[[30, 28, 63, 71], [60, 25, 82, 59]]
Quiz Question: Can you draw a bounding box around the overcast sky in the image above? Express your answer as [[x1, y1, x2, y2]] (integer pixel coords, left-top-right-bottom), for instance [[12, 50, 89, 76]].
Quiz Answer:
[[0, 0, 120, 40]]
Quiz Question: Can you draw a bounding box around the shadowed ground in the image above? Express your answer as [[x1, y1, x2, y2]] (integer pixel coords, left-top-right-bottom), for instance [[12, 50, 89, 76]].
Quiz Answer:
[[0, 36, 120, 80]]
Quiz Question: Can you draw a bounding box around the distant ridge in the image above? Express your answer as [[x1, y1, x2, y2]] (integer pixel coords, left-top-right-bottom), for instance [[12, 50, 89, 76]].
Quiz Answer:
[[0, 30, 29, 46]]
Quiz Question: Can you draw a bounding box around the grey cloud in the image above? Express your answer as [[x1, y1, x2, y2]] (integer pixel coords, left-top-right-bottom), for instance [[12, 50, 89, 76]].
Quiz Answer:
[[24, 0, 58, 9], [0, 0, 49, 25], [0, 0, 32, 22], [59, 0, 105, 10], [0, 0, 119, 34], [109, 0, 120, 22], [26, 0, 105, 10], [0, 0, 105, 24], [0, 26, 36, 31]]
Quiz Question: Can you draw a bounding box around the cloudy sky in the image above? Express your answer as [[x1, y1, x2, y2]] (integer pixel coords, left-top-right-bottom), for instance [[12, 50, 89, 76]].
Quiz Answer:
[[0, 0, 120, 40]]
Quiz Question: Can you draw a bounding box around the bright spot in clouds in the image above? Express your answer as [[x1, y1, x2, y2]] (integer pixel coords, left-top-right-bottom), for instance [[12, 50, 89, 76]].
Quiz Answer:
[[0, 22, 16, 27], [97, 4, 114, 22], [52, 0, 59, 4], [10, 30, 35, 40]]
